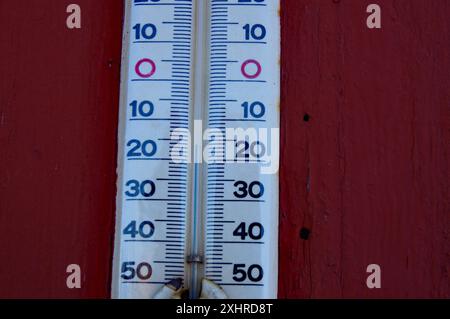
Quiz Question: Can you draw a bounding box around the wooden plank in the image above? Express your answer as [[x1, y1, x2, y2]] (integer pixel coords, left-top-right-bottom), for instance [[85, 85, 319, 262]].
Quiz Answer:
[[279, 0, 450, 298], [0, 0, 123, 298]]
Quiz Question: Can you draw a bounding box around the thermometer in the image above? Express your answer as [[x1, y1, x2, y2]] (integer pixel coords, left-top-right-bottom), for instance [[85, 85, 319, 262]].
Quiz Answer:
[[112, 0, 280, 299]]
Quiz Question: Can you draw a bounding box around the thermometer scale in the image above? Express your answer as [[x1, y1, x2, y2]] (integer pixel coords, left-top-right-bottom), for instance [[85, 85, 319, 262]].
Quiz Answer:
[[112, 0, 280, 299]]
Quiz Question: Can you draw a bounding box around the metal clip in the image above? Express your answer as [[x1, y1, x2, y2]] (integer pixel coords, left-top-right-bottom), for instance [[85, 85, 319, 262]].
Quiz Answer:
[[186, 255, 203, 264]]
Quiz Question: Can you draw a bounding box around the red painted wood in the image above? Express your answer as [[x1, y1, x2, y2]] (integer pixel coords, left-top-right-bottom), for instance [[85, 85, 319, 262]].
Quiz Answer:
[[279, 0, 450, 298], [0, 0, 123, 298], [0, 0, 448, 298]]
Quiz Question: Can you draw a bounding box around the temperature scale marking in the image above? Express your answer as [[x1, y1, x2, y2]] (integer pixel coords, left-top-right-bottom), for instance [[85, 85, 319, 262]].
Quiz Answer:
[[112, 0, 280, 299]]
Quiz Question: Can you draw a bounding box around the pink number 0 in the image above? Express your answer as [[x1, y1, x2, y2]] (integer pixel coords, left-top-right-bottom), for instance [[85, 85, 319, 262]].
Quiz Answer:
[[135, 58, 156, 78], [241, 59, 262, 79]]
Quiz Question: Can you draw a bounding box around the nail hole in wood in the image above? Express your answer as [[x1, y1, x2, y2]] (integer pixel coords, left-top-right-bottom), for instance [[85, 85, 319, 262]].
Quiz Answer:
[[300, 227, 311, 240], [303, 113, 311, 122]]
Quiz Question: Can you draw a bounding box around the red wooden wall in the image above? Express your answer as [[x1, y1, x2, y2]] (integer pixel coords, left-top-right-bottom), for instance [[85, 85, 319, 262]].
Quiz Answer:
[[0, 0, 123, 298], [0, 0, 448, 298], [279, 0, 449, 298]]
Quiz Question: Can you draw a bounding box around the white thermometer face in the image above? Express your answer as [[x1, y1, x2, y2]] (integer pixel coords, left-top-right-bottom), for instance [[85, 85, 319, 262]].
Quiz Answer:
[[112, 0, 280, 299]]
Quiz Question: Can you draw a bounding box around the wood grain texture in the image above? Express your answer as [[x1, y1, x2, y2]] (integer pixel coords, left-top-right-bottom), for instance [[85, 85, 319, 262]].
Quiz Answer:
[[0, 0, 123, 298], [0, 0, 448, 298], [279, 0, 450, 298]]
